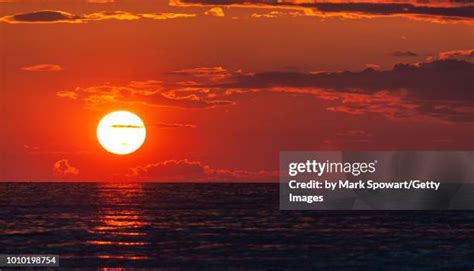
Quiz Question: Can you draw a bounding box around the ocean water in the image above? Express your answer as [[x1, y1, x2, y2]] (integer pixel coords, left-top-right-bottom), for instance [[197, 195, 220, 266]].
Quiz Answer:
[[0, 183, 473, 270]]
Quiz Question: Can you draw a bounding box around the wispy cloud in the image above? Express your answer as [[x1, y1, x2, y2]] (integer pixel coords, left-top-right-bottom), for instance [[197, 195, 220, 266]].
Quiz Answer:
[[427, 49, 474, 62], [56, 90, 78, 99], [251, 10, 310, 18], [128, 159, 278, 182], [171, 0, 474, 24], [86, 11, 140, 20], [53, 159, 79, 177], [1, 10, 82, 24], [171, 66, 239, 82], [207, 59, 474, 122], [57, 83, 234, 110], [155, 122, 197, 129], [141, 13, 196, 20], [0, 10, 196, 24], [392, 51, 418, 57], [204, 7, 225, 17], [57, 57, 473, 123], [21, 64, 64, 72], [87, 0, 114, 3]]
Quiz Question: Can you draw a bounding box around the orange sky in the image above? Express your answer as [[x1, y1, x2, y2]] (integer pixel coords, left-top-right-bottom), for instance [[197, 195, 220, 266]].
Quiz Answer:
[[1, 0, 473, 181]]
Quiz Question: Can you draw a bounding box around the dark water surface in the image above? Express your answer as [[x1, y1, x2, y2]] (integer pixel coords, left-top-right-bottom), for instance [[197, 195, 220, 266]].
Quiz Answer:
[[0, 183, 473, 270]]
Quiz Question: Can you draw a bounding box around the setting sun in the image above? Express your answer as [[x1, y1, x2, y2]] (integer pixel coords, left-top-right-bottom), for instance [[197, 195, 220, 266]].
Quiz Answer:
[[1, 0, 473, 269], [97, 111, 146, 155]]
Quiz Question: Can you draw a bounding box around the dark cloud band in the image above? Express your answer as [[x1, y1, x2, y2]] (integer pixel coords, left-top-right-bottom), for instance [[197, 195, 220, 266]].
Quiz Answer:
[[174, 0, 474, 21]]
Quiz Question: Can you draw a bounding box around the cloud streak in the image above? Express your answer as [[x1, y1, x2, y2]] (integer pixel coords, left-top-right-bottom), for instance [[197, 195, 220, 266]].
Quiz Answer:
[[428, 49, 474, 62], [141, 13, 196, 20], [57, 83, 234, 109], [21, 64, 64, 72], [209, 59, 474, 122], [87, 0, 115, 3], [111, 124, 144, 128], [155, 122, 197, 129], [215, 59, 472, 100], [392, 51, 418, 57], [57, 57, 473, 123], [128, 159, 278, 182], [171, 0, 474, 24], [0, 10, 197, 24]]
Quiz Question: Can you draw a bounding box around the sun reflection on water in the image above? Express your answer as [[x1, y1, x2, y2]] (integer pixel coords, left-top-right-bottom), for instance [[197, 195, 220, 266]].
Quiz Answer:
[[88, 183, 151, 261]]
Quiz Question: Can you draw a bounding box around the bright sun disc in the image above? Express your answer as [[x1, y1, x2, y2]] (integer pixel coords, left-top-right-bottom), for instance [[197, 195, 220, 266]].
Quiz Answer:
[[97, 111, 146, 155]]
